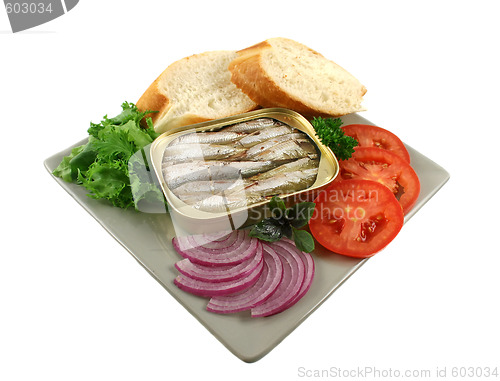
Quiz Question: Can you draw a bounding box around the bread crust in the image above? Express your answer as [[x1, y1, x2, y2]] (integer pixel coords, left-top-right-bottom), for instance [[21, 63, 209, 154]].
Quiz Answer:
[[136, 72, 170, 126], [136, 51, 258, 133], [229, 41, 281, 108], [229, 38, 366, 116]]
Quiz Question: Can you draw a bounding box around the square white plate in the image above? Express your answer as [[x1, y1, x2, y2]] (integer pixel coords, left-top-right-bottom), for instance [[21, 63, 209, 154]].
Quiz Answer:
[[44, 113, 449, 362]]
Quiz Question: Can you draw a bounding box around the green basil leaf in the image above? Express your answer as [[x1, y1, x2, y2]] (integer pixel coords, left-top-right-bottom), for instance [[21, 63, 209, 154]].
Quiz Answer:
[[282, 222, 293, 240], [287, 202, 316, 228], [249, 218, 283, 242], [269, 196, 287, 218], [292, 227, 315, 253]]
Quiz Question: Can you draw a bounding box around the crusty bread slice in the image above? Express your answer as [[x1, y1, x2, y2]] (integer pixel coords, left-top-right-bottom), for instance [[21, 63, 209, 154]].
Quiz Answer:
[[229, 38, 366, 116], [136, 51, 258, 133]]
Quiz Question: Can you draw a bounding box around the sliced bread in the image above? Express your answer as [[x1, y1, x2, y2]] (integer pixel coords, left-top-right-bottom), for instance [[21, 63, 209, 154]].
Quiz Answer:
[[229, 38, 366, 116], [136, 50, 258, 133]]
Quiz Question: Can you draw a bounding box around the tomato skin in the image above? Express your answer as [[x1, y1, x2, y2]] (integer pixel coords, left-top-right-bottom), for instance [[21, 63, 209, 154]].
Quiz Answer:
[[342, 124, 411, 163], [309, 179, 404, 258], [338, 147, 420, 214]]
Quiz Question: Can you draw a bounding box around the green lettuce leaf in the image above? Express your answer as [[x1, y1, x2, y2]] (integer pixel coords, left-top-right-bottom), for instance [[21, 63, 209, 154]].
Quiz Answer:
[[53, 102, 165, 211], [52, 144, 86, 182]]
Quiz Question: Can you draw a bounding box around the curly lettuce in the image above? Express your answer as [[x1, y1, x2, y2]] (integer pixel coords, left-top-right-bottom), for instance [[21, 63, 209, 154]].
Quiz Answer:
[[53, 102, 166, 210]]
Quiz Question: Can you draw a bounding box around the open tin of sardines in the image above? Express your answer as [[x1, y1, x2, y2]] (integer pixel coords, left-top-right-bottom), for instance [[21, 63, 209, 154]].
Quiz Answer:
[[150, 108, 339, 234]]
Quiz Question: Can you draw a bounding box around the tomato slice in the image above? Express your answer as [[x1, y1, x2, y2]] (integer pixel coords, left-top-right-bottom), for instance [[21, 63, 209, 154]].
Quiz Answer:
[[309, 179, 404, 258], [342, 124, 411, 163], [338, 147, 420, 214]]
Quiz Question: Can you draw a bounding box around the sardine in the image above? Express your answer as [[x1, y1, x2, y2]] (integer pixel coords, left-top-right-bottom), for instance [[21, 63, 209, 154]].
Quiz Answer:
[[189, 168, 318, 211], [242, 168, 319, 198], [222, 118, 282, 133], [172, 179, 247, 197], [176, 192, 215, 205], [191, 193, 265, 213], [163, 160, 285, 190], [224, 160, 290, 177], [163, 143, 245, 164], [159, 117, 322, 212], [163, 161, 240, 190], [167, 131, 246, 146], [248, 157, 319, 181], [237, 126, 293, 148], [250, 139, 318, 162], [243, 132, 308, 159], [162, 161, 212, 189]]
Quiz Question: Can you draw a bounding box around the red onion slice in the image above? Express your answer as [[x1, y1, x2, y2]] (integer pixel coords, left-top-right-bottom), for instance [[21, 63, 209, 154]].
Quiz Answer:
[[250, 242, 306, 317], [193, 230, 233, 244], [271, 238, 315, 310], [175, 242, 263, 282], [172, 230, 258, 266], [173, 230, 242, 252], [188, 231, 238, 249], [173, 257, 264, 297], [173, 230, 244, 256], [206, 244, 284, 314], [172, 229, 316, 317]]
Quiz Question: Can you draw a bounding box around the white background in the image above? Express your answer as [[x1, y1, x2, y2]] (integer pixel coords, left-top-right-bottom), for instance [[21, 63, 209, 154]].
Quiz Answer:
[[1, 1, 499, 380]]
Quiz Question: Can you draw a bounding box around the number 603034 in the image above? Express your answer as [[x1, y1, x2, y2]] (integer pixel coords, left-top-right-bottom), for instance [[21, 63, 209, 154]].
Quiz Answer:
[[5, 2, 54, 14]]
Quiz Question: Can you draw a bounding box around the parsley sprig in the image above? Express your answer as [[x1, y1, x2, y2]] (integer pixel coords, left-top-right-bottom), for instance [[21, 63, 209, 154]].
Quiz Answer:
[[311, 117, 358, 160]]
